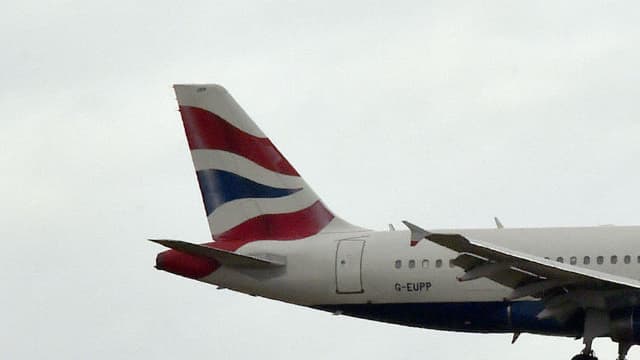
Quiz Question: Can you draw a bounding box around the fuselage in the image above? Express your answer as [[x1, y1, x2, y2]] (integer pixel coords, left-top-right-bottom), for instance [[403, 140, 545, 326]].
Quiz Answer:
[[200, 225, 640, 336]]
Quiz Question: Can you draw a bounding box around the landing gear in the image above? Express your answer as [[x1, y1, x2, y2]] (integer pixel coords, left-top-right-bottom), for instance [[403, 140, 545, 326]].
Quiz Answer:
[[571, 339, 597, 360], [570, 350, 596, 360], [617, 342, 632, 360], [570, 340, 633, 360]]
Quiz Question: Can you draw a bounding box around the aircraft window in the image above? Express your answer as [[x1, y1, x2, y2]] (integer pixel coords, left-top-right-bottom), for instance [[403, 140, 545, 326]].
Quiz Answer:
[[395, 260, 402, 269], [422, 259, 429, 268], [435, 259, 443, 268], [583, 256, 590, 265], [597, 256, 604, 265], [625, 255, 631, 264], [637, 255, 640, 264], [408, 260, 416, 269], [611, 255, 618, 264], [556, 257, 564, 263], [544, 257, 550, 260], [570, 256, 577, 265]]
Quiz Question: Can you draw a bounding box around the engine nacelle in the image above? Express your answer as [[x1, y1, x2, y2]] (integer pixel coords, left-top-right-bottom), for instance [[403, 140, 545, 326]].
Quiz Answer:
[[610, 307, 640, 343]]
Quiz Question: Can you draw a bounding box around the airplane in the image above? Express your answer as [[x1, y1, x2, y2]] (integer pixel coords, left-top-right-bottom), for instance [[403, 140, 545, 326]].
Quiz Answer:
[[153, 84, 640, 360]]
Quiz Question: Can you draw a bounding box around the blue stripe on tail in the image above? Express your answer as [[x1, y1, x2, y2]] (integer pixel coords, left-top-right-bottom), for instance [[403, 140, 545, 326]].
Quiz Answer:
[[196, 169, 302, 216]]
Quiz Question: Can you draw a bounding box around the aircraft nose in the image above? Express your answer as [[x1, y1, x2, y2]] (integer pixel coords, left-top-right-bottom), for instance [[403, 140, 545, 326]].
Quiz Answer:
[[155, 249, 219, 279]]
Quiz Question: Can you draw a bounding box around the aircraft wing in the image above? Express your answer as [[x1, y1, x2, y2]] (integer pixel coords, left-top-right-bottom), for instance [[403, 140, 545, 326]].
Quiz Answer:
[[403, 221, 640, 320]]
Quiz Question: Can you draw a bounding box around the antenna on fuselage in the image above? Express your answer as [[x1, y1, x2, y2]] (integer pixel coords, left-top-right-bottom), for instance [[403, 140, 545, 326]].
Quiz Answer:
[[494, 217, 504, 229], [511, 332, 521, 344], [388, 224, 396, 231]]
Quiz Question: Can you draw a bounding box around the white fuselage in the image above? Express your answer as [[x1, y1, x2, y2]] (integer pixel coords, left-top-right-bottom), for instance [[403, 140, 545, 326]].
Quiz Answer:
[[201, 226, 640, 306]]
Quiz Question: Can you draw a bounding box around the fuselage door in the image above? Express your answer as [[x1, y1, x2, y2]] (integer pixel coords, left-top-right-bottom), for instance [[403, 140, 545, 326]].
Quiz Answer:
[[335, 239, 365, 294]]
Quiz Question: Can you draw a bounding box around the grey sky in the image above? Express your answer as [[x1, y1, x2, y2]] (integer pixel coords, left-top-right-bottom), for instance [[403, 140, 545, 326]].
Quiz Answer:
[[3, 1, 640, 359]]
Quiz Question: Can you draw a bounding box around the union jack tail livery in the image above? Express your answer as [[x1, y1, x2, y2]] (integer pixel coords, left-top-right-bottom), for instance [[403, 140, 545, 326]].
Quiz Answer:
[[174, 84, 361, 242]]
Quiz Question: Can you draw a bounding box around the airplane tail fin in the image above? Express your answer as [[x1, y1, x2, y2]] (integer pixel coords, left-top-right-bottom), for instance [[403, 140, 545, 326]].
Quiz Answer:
[[173, 84, 364, 245]]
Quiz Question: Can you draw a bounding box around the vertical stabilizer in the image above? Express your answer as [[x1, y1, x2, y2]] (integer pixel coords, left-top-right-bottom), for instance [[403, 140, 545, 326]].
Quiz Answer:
[[173, 84, 365, 244]]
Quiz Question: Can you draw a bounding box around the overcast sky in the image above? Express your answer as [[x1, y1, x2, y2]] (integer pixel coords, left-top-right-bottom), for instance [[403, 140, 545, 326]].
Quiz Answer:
[[3, 1, 640, 359]]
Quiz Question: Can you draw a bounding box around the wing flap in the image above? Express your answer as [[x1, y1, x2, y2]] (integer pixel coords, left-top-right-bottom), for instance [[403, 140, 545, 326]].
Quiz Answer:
[[452, 253, 543, 290]]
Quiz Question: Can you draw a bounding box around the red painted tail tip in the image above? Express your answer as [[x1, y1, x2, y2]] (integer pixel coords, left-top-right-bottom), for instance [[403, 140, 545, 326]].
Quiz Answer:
[[155, 249, 219, 279]]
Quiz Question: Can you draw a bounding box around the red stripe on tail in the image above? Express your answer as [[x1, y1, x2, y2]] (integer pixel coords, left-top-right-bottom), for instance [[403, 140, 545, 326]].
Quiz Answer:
[[179, 106, 299, 176], [214, 201, 334, 243]]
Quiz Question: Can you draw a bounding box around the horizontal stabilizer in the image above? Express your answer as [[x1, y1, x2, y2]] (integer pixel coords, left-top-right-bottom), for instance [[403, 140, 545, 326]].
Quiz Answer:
[[150, 239, 285, 268]]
